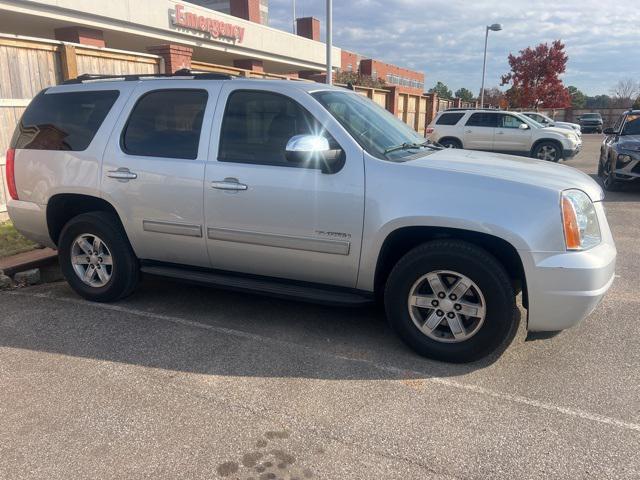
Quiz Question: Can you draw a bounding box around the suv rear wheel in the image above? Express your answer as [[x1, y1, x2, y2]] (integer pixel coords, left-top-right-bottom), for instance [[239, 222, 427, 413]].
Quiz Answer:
[[384, 240, 517, 363], [58, 212, 139, 302], [439, 138, 462, 149], [532, 141, 561, 162]]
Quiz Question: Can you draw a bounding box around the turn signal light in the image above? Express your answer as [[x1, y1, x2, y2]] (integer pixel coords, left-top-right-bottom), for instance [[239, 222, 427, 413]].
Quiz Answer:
[[5, 148, 18, 201], [561, 195, 580, 250]]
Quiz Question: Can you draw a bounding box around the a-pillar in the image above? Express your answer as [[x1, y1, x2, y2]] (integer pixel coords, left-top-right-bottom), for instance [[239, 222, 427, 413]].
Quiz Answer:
[[147, 44, 193, 73]]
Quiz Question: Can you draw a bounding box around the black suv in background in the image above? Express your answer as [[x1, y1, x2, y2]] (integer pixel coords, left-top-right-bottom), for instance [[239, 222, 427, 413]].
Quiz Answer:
[[598, 110, 640, 190], [579, 113, 604, 133]]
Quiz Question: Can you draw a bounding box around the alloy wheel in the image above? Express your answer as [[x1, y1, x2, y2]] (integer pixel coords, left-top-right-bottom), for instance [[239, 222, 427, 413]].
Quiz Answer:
[[407, 270, 486, 343], [536, 144, 558, 161], [70, 234, 113, 287]]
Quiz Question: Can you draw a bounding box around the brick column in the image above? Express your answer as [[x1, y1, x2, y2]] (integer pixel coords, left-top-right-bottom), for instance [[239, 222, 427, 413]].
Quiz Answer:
[[147, 45, 193, 73], [454, 98, 463, 108], [233, 59, 264, 72], [424, 93, 439, 125], [296, 17, 320, 41], [230, 0, 261, 23], [55, 27, 105, 48], [385, 86, 401, 117]]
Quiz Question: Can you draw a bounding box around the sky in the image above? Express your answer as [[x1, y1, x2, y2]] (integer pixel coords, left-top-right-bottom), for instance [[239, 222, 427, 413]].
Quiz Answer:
[[267, 0, 640, 96]]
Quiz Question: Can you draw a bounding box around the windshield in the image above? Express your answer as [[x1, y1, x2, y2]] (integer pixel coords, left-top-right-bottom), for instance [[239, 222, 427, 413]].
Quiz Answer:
[[582, 113, 601, 119], [622, 114, 640, 135], [311, 90, 436, 161], [517, 113, 544, 129], [526, 113, 551, 124]]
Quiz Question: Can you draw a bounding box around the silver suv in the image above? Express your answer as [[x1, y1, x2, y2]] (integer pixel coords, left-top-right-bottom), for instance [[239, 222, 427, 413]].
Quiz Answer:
[[427, 109, 582, 162], [6, 73, 616, 362]]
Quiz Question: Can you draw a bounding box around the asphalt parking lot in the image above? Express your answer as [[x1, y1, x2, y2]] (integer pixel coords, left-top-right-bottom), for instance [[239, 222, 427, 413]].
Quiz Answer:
[[1, 134, 639, 480]]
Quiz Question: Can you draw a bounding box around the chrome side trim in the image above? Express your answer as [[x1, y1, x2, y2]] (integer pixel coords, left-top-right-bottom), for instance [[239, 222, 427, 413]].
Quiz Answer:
[[143, 220, 203, 238], [207, 227, 350, 255]]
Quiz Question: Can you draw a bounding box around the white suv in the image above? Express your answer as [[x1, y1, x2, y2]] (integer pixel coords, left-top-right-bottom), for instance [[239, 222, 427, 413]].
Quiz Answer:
[[427, 109, 582, 162], [6, 73, 615, 363]]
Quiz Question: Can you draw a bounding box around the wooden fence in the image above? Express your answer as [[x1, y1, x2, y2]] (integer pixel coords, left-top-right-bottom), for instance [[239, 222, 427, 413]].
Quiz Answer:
[[0, 33, 475, 215], [0, 33, 162, 214]]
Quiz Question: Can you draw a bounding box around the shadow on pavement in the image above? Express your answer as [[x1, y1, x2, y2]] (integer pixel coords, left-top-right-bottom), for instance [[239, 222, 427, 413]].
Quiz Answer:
[[0, 275, 522, 381]]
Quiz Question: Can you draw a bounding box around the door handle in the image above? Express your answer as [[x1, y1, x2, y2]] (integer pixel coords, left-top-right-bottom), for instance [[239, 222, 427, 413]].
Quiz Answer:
[[107, 168, 137, 180], [465, 130, 472, 133], [496, 131, 505, 135], [211, 178, 248, 191]]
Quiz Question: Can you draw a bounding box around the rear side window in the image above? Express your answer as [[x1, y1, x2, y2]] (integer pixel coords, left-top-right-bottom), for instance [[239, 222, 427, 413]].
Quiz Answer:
[[11, 90, 119, 151], [436, 112, 465, 125], [465, 112, 498, 127], [122, 89, 208, 160]]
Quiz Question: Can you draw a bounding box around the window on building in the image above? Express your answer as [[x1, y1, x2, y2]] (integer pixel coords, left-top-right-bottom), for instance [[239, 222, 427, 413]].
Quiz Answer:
[[12, 90, 119, 151], [347, 64, 353, 72], [122, 89, 208, 159], [218, 90, 338, 168]]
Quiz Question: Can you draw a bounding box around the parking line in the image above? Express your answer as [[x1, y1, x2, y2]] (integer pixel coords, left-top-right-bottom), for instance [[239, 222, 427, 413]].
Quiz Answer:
[[7, 289, 640, 434]]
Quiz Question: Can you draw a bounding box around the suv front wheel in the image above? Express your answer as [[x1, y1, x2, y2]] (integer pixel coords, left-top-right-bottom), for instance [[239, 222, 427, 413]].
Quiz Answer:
[[58, 211, 139, 302], [384, 240, 517, 363], [532, 141, 562, 162]]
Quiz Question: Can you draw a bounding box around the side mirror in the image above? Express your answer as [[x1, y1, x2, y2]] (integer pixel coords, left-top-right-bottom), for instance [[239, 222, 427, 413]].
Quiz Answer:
[[285, 134, 344, 173], [603, 127, 616, 135], [519, 123, 529, 130]]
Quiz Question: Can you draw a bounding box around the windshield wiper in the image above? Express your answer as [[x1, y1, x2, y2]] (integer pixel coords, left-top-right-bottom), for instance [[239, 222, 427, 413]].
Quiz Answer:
[[384, 142, 423, 155]]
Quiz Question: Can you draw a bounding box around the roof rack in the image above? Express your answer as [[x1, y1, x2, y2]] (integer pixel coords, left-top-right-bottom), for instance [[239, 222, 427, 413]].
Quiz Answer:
[[62, 69, 233, 84]]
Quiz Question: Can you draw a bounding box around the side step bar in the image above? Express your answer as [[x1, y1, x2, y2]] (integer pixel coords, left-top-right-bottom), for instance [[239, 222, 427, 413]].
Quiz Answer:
[[140, 264, 373, 306]]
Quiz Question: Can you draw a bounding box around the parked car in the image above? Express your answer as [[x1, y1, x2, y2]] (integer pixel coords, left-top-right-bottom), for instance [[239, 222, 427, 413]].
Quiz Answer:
[[598, 110, 640, 190], [521, 111, 581, 135], [6, 73, 616, 363], [579, 113, 603, 133], [426, 109, 582, 162]]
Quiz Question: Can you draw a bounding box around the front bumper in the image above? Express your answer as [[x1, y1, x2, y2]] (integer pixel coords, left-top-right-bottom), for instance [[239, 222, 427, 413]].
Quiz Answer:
[[563, 143, 582, 159], [522, 203, 616, 331]]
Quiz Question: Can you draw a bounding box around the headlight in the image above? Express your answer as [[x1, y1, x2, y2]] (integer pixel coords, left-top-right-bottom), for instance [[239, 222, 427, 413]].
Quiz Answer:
[[561, 190, 601, 250]]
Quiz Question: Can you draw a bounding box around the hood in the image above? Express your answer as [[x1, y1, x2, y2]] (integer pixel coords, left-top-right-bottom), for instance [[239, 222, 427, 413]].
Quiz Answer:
[[618, 135, 640, 151], [408, 148, 604, 201], [540, 126, 577, 137], [555, 121, 580, 129]]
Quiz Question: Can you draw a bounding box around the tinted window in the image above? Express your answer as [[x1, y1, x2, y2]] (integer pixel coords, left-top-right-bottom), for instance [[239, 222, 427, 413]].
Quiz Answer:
[[622, 114, 640, 135], [498, 114, 524, 128], [436, 112, 465, 125], [465, 113, 498, 127], [11, 90, 119, 151], [219, 90, 329, 167], [122, 89, 208, 160]]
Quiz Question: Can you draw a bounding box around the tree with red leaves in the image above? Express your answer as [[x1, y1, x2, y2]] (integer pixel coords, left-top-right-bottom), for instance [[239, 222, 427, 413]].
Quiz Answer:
[[501, 40, 571, 109]]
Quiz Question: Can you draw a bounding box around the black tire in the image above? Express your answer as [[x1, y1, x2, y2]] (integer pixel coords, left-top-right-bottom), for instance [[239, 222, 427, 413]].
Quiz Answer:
[[602, 155, 620, 192], [531, 140, 562, 162], [58, 211, 139, 302], [384, 240, 517, 363], [439, 138, 462, 149]]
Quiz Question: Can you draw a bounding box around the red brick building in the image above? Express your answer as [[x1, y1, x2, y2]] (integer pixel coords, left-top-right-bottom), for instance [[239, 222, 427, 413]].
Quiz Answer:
[[359, 59, 424, 95]]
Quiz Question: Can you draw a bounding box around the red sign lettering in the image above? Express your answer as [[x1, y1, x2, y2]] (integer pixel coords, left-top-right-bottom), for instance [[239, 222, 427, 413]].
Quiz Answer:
[[173, 4, 245, 43]]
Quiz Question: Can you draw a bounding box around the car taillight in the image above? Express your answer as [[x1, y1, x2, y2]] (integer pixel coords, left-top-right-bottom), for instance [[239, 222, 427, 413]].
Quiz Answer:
[[6, 148, 18, 200], [426, 127, 434, 134]]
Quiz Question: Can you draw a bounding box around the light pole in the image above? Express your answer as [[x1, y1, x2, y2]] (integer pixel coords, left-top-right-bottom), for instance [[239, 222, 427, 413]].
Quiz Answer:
[[326, 0, 332, 84], [292, 0, 296, 34], [480, 23, 502, 108]]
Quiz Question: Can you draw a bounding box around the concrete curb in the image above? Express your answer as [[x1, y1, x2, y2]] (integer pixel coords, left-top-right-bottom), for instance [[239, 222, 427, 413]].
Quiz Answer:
[[0, 248, 58, 276]]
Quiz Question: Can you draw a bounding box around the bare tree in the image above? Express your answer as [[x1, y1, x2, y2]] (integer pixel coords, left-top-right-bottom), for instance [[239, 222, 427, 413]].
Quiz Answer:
[[610, 79, 640, 107]]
